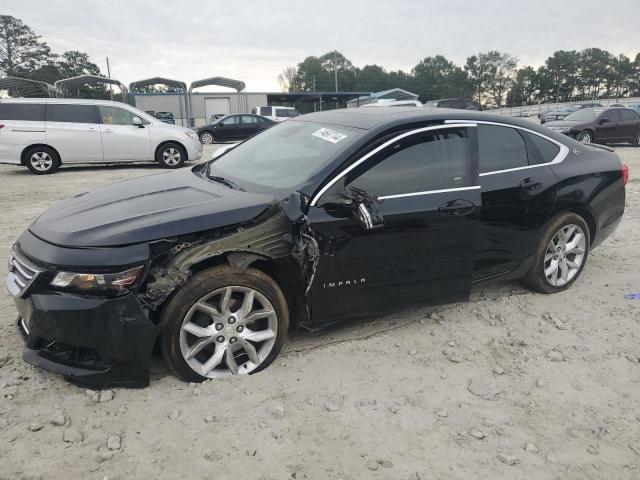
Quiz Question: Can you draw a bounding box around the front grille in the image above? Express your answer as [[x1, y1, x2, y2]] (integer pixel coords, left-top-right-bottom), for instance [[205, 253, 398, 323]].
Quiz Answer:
[[5, 251, 42, 297]]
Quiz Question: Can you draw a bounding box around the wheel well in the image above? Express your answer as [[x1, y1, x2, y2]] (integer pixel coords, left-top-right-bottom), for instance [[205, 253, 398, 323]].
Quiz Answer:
[[155, 140, 188, 162], [20, 144, 61, 166], [568, 207, 597, 243]]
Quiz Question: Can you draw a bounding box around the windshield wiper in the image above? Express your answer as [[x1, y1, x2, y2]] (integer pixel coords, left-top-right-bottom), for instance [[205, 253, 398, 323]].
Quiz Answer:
[[208, 175, 244, 191]]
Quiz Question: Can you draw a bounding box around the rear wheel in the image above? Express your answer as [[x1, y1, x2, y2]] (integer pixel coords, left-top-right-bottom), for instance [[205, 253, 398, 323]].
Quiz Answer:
[[156, 142, 186, 168], [25, 146, 60, 175], [633, 132, 640, 147], [523, 213, 590, 294], [199, 132, 214, 144], [160, 265, 289, 382], [577, 130, 592, 143]]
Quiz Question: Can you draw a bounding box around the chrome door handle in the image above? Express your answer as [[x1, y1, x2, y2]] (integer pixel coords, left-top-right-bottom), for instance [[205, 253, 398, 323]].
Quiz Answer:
[[87, 127, 97, 131], [104, 129, 113, 133]]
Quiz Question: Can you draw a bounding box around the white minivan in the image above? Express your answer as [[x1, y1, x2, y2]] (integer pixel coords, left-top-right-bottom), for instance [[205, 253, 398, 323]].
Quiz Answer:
[[0, 98, 202, 174], [251, 106, 301, 122]]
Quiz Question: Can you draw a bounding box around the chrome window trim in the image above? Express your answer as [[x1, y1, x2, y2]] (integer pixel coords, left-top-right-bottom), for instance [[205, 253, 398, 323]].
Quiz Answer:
[[444, 119, 570, 176], [378, 185, 481, 200], [309, 123, 477, 207]]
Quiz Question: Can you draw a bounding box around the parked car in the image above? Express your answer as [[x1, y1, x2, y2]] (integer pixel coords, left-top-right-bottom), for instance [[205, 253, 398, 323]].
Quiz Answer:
[[545, 107, 640, 145], [424, 98, 482, 110], [361, 100, 423, 108], [252, 106, 301, 122], [626, 102, 640, 111], [539, 103, 603, 124], [5, 108, 627, 387], [0, 98, 202, 174], [155, 111, 175, 124], [196, 114, 274, 144]]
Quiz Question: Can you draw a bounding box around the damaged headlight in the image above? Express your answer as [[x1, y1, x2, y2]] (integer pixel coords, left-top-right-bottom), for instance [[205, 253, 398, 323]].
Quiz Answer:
[[50, 265, 145, 296]]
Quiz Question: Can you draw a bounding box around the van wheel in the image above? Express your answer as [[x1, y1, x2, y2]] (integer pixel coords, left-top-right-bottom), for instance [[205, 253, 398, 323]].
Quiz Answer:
[[160, 265, 289, 382], [25, 146, 60, 174], [156, 143, 186, 168], [522, 212, 590, 294]]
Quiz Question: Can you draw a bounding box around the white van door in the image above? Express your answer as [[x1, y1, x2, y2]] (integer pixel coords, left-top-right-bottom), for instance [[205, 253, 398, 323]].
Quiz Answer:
[[46, 104, 103, 162], [96, 105, 151, 161], [0, 102, 47, 164]]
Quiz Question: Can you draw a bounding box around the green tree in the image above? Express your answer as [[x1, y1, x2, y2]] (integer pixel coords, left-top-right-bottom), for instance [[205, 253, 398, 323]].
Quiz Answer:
[[412, 55, 471, 101], [465, 51, 518, 108], [506, 66, 539, 106], [0, 15, 54, 77], [277, 66, 298, 92]]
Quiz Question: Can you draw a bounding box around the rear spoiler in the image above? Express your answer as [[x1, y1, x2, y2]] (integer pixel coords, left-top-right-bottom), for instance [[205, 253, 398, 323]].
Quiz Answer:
[[584, 143, 615, 153]]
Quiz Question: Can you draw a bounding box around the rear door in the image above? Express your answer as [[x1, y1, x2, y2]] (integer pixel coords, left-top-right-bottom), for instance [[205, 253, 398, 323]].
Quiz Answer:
[[46, 103, 103, 162], [618, 108, 640, 141], [0, 102, 46, 163], [307, 124, 481, 323], [97, 105, 151, 161], [473, 123, 562, 280]]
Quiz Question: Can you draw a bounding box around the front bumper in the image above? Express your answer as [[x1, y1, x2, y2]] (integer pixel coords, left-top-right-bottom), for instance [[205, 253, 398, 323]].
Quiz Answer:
[[12, 289, 158, 388], [187, 138, 203, 162]]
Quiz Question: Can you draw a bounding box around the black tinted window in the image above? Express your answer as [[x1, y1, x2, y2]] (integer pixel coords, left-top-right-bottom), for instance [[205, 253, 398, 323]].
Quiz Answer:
[[0, 103, 46, 121], [526, 132, 560, 165], [261, 107, 272, 116], [602, 110, 619, 122], [348, 128, 470, 197], [49, 104, 97, 123], [620, 109, 638, 121], [478, 125, 528, 173]]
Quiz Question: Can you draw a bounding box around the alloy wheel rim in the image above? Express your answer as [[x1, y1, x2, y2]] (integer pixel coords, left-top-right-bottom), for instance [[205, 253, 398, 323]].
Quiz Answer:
[[163, 148, 181, 165], [579, 133, 591, 143], [200, 133, 213, 144], [30, 152, 53, 171], [179, 285, 278, 379], [543, 224, 586, 287]]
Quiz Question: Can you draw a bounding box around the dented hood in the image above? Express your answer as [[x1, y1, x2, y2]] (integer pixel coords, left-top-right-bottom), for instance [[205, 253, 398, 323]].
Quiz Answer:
[[29, 168, 273, 248]]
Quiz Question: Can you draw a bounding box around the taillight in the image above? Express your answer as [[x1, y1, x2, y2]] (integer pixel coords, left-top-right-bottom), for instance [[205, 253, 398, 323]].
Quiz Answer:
[[0, 124, 4, 129], [622, 164, 629, 186]]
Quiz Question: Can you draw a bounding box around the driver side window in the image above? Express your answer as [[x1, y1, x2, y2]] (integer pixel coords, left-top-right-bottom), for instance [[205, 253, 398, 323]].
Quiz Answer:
[[347, 128, 472, 198], [98, 106, 138, 125]]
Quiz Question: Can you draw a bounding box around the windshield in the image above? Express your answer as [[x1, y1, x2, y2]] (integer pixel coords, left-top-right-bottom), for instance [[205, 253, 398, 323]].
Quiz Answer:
[[564, 108, 603, 121], [208, 120, 362, 191]]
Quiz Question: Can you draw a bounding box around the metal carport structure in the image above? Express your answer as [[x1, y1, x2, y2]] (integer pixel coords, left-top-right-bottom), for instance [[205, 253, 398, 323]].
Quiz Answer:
[[0, 77, 61, 97], [188, 77, 247, 125], [129, 77, 189, 125], [54, 75, 128, 99]]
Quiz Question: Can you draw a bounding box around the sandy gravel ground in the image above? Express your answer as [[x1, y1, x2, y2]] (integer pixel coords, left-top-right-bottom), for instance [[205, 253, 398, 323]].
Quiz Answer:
[[0, 144, 639, 480]]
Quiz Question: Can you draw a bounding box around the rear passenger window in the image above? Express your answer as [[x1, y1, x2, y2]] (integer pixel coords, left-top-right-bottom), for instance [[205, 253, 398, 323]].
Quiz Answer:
[[526, 133, 561, 164], [348, 128, 470, 197], [49, 104, 97, 123], [0, 103, 46, 121], [478, 125, 528, 174], [620, 109, 639, 121]]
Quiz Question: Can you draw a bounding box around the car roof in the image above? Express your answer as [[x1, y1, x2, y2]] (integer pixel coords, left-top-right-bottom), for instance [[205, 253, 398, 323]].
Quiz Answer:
[[292, 107, 537, 131], [0, 97, 136, 108]]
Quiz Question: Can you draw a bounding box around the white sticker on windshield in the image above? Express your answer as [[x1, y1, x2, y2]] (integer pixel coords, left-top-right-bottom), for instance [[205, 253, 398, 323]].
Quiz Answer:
[[312, 128, 347, 144]]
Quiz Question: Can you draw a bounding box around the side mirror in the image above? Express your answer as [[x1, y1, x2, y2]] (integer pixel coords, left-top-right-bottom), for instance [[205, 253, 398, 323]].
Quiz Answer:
[[355, 202, 384, 230], [599, 117, 609, 124], [132, 116, 144, 127]]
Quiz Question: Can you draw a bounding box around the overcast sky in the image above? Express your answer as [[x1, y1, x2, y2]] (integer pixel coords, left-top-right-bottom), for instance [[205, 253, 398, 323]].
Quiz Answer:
[[5, 0, 640, 91]]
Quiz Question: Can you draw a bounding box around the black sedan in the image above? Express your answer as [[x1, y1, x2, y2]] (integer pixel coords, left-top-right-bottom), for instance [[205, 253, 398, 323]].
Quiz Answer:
[[6, 108, 627, 387], [196, 114, 274, 144], [545, 107, 640, 145]]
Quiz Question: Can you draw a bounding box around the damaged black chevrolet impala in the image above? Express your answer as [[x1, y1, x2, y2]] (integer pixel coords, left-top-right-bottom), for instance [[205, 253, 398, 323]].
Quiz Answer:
[[5, 108, 627, 388]]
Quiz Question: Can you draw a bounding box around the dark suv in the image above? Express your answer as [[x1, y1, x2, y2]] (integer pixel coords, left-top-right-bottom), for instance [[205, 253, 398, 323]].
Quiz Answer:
[[545, 107, 640, 145]]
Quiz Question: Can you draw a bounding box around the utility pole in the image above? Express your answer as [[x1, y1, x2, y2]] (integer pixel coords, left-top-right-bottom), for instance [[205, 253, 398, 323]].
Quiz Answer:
[[334, 50, 338, 93], [106, 57, 113, 101]]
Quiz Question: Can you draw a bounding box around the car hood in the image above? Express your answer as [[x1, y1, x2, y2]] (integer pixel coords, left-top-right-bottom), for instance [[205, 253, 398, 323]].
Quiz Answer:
[[29, 168, 274, 248]]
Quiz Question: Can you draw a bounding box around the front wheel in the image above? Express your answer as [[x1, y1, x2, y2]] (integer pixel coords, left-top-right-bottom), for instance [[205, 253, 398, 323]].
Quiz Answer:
[[160, 265, 289, 382], [577, 130, 592, 143], [633, 133, 640, 147], [25, 146, 60, 174], [199, 132, 214, 144], [156, 142, 186, 168], [522, 213, 590, 294]]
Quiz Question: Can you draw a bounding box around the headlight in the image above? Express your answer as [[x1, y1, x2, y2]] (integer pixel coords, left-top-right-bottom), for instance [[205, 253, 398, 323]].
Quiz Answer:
[[184, 131, 197, 140], [50, 265, 145, 296]]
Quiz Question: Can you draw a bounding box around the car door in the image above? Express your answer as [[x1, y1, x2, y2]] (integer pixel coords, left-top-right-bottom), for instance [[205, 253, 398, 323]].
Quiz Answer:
[[473, 123, 562, 280], [97, 105, 151, 161], [240, 115, 261, 139], [216, 115, 241, 141], [595, 109, 620, 142], [306, 124, 481, 324], [618, 108, 640, 141], [45, 103, 103, 162]]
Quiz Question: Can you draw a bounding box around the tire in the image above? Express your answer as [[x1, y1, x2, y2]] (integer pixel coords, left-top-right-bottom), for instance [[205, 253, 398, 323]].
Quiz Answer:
[[25, 146, 60, 175], [522, 212, 590, 294], [577, 130, 592, 144], [199, 132, 214, 144], [632, 132, 640, 147], [156, 142, 186, 168], [160, 265, 289, 382]]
